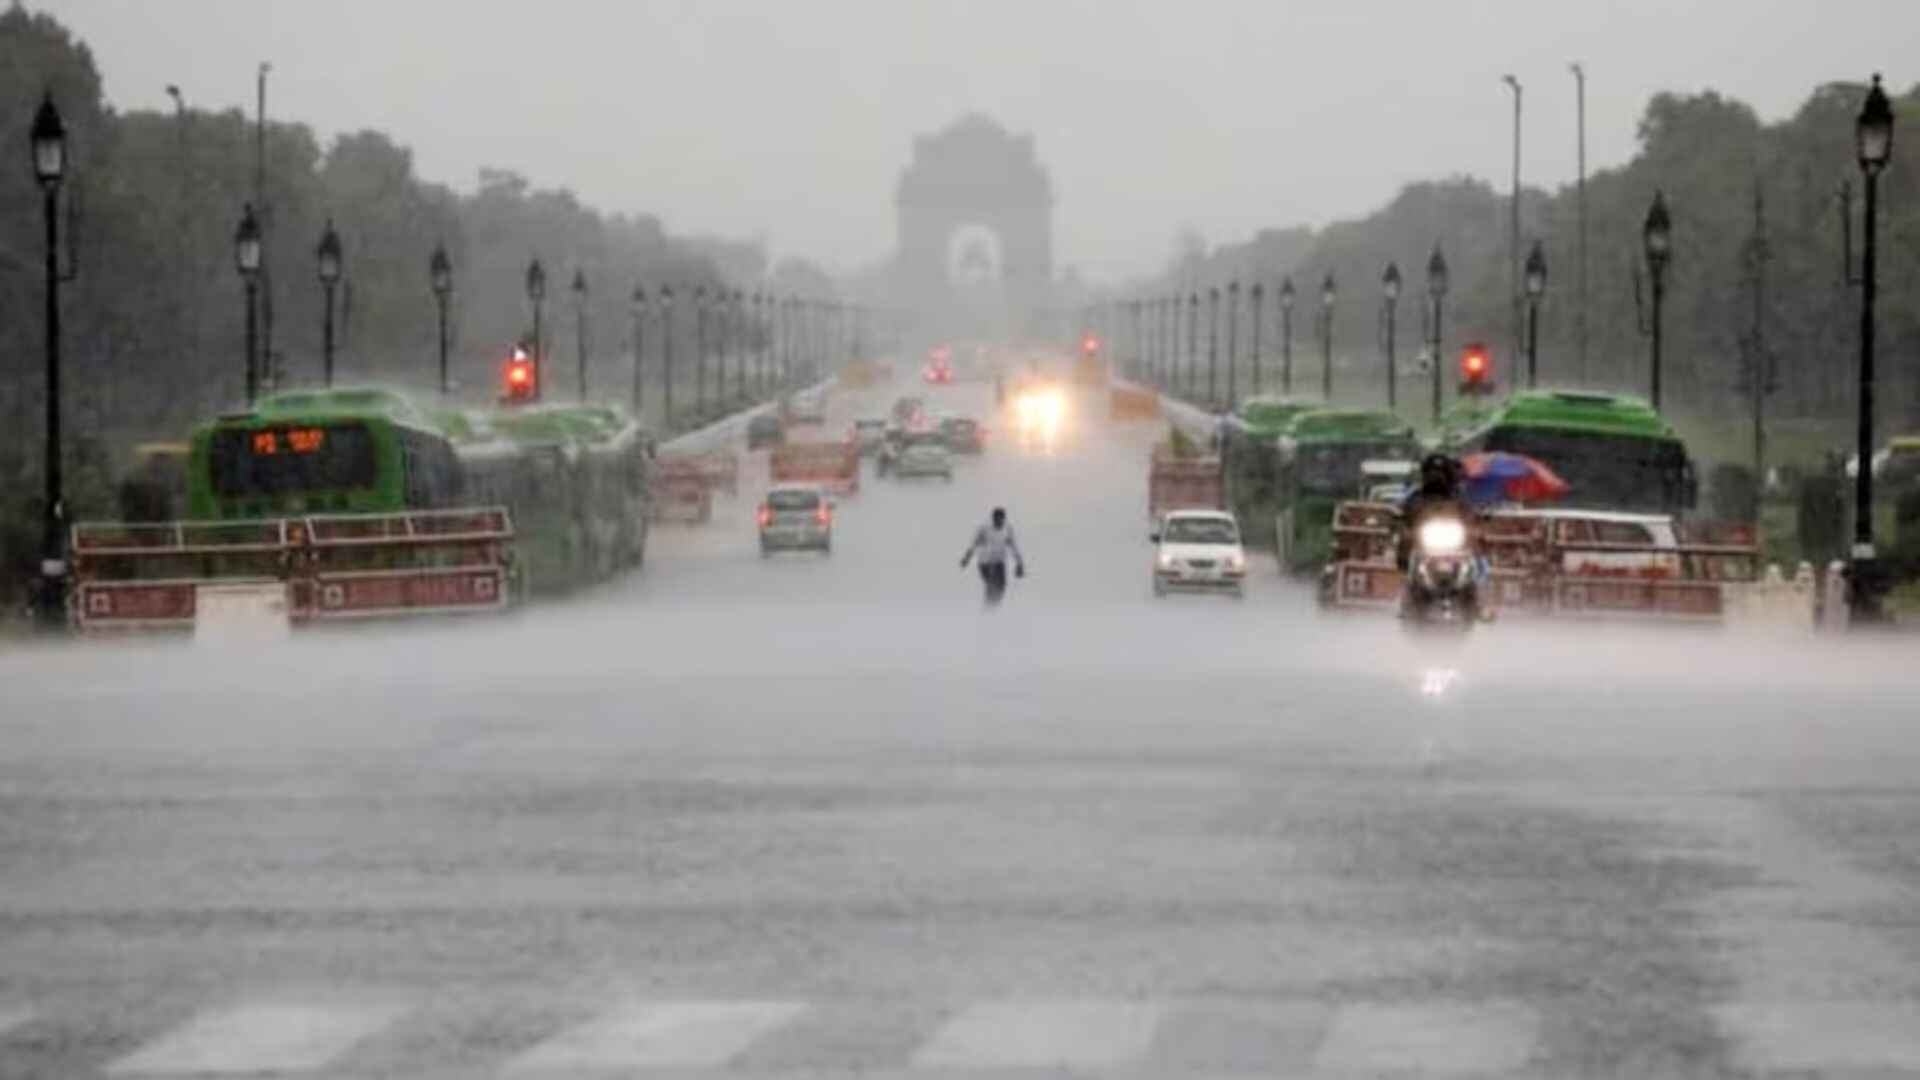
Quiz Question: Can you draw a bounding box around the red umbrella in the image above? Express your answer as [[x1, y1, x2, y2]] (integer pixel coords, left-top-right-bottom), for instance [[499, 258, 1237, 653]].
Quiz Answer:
[[1459, 451, 1570, 505]]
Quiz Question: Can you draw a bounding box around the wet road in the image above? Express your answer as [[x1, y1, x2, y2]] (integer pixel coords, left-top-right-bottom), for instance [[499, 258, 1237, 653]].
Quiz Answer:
[[3, 373, 1920, 1077]]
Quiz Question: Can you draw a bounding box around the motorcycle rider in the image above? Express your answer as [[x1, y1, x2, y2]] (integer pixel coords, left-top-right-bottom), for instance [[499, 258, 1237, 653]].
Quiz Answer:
[[1396, 454, 1487, 618], [959, 507, 1026, 600]]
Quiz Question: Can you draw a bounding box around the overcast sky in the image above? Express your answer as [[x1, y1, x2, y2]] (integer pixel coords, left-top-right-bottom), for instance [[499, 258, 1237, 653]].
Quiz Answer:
[[38, 0, 1920, 281]]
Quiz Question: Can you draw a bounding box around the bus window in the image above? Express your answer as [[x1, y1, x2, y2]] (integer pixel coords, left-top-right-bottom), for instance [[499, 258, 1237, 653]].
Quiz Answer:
[[210, 423, 377, 497]]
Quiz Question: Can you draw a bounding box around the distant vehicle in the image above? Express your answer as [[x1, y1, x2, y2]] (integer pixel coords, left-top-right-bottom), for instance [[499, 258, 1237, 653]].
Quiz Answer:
[[891, 436, 954, 481], [746, 412, 785, 450], [786, 391, 827, 426], [939, 415, 986, 454], [891, 395, 925, 426], [850, 418, 889, 456], [757, 484, 832, 556], [924, 346, 954, 384], [1151, 510, 1246, 597]]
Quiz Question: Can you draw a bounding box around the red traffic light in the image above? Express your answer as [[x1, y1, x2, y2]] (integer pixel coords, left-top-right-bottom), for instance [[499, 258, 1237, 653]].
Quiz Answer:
[[503, 346, 539, 403], [1081, 335, 1100, 354], [1460, 343, 1490, 384]]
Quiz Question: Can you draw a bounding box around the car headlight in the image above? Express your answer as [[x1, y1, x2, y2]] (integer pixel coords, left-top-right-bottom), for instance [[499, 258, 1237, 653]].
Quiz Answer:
[[1157, 553, 1175, 570], [1225, 552, 1246, 572], [1418, 518, 1467, 555]]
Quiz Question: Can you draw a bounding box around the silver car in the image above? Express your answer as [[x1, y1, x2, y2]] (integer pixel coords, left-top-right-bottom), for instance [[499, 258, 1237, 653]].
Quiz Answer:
[[757, 484, 833, 555], [891, 440, 954, 480]]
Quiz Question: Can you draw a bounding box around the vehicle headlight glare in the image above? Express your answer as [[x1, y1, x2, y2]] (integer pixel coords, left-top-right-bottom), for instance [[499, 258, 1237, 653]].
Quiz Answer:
[[1418, 518, 1466, 555]]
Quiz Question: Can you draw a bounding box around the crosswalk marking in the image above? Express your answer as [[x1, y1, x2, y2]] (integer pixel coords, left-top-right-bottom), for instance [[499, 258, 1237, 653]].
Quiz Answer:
[[105, 1002, 405, 1075], [507, 1000, 805, 1070], [910, 1000, 1162, 1069], [1312, 1002, 1537, 1073], [1717, 1001, 1920, 1070]]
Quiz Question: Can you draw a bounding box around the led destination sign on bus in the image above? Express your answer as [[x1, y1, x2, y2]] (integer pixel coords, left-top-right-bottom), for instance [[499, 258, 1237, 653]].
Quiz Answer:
[[249, 428, 328, 456]]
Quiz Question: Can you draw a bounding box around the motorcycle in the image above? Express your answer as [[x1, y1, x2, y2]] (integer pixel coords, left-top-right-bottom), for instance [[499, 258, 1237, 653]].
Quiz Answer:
[[1400, 512, 1481, 630]]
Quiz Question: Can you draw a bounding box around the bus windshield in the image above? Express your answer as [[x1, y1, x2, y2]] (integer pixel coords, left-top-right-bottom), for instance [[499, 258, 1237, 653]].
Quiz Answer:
[[209, 423, 377, 496], [1488, 428, 1691, 513], [1295, 441, 1417, 496]]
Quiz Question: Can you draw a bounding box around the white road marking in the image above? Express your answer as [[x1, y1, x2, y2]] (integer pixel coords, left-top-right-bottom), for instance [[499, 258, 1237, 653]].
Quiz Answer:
[[1312, 1002, 1537, 1073], [106, 1002, 404, 1075], [1717, 1002, 1920, 1070], [910, 1000, 1162, 1068], [507, 1000, 805, 1070]]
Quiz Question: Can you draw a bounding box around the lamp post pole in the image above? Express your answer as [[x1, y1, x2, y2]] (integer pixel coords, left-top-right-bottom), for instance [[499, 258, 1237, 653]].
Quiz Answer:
[[660, 287, 676, 426], [1643, 192, 1671, 411], [1427, 246, 1449, 424], [572, 269, 590, 403], [526, 258, 546, 402], [1852, 74, 1895, 624], [1226, 282, 1240, 410], [1279, 278, 1295, 395], [1381, 263, 1401, 412], [632, 287, 648, 416], [1524, 241, 1546, 388], [1320, 274, 1336, 401], [1250, 283, 1265, 397], [430, 244, 452, 397], [694, 286, 708, 417], [236, 204, 263, 406], [1571, 62, 1589, 381], [1186, 293, 1199, 400], [1503, 73, 1523, 386], [1207, 287, 1220, 407], [31, 95, 68, 625], [317, 219, 341, 387]]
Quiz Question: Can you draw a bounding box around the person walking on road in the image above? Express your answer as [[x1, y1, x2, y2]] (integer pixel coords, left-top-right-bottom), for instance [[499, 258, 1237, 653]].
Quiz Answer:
[[960, 506, 1025, 603]]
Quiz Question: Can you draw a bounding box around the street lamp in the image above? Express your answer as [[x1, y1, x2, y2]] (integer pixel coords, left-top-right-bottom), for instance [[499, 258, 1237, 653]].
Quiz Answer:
[[1426, 245, 1449, 423], [1186, 292, 1200, 400], [235, 203, 263, 407], [659, 285, 676, 425], [526, 258, 547, 400], [732, 289, 747, 401], [1279, 277, 1295, 395], [1642, 191, 1671, 411], [1320, 272, 1337, 401], [316, 219, 342, 387], [1381, 262, 1401, 411], [31, 94, 68, 626], [1250, 282, 1265, 396], [631, 286, 648, 415], [572, 268, 590, 403], [1207, 286, 1220, 407], [694, 285, 708, 418], [1225, 281, 1240, 410], [1523, 241, 1546, 388], [429, 244, 452, 396], [1852, 73, 1894, 624]]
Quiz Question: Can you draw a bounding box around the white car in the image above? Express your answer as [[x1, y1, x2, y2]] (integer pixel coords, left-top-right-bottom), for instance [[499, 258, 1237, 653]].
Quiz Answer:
[[1151, 510, 1247, 596], [888, 436, 954, 480]]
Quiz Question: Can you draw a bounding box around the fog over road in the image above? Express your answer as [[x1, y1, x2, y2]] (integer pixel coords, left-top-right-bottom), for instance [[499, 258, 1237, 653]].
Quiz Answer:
[[3, 376, 1919, 1077]]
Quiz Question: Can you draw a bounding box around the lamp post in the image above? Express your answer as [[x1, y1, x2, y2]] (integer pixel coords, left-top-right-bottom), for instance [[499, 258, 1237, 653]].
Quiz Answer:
[[525, 258, 546, 402], [236, 203, 263, 406], [572, 269, 590, 403], [1642, 191, 1671, 410], [1279, 277, 1295, 395], [31, 94, 68, 625], [1250, 283, 1265, 396], [1852, 73, 1894, 624], [1320, 273, 1336, 401], [1381, 262, 1401, 411], [1427, 245, 1449, 423], [1502, 73, 1523, 384], [1571, 62, 1589, 381], [429, 244, 452, 396], [316, 219, 342, 387], [1225, 281, 1240, 409], [694, 285, 709, 417], [1130, 299, 1143, 382], [1206, 287, 1220, 407], [1523, 241, 1546, 388], [732, 289, 747, 401], [751, 291, 765, 397], [632, 286, 648, 415], [1186, 293, 1199, 399], [660, 286, 676, 426]]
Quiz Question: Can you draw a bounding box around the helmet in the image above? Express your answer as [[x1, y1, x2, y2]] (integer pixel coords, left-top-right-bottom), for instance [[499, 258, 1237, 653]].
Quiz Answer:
[[1419, 454, 1457, 492]]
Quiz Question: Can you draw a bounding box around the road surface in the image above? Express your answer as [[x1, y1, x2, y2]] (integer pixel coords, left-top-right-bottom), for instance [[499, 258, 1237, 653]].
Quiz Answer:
[[3, 373, 1919, 1078]]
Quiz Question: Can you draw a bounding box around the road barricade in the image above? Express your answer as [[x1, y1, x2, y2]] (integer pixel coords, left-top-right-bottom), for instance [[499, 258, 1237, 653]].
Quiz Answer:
[[1321, 502, 1762, 621], [771, 439, 861, 495], [1148, 444, 1224, 522], [652, 458, 715, 523], [69, 508, 515, 631]]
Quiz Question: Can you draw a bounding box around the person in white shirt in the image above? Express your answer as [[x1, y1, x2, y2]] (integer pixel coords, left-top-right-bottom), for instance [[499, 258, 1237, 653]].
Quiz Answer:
[[959, 507, 1025, 599]]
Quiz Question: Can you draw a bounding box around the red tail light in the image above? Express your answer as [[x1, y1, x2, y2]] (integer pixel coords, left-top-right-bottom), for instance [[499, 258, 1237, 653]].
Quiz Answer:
[[756, 506, 773, 528], [815, 506, 831, 526]]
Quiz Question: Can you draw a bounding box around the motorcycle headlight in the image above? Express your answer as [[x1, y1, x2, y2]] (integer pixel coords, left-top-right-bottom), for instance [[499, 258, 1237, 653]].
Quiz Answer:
[[1418, 518, 1466, 555]]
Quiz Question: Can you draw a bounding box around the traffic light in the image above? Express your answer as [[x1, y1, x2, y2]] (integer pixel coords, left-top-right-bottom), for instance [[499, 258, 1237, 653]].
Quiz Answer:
[[503, 345, 539, 404], [1459, 342, 1492, 396], [1081, 334, 1100, 356]]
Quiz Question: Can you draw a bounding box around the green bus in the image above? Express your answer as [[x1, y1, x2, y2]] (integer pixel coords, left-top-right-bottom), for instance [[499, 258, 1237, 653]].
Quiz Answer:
[[1439, 390, 1696, 515], [187, 388, 463, 519], [1223, 396, 1323, 548], [1273, 408, 1422, 573]]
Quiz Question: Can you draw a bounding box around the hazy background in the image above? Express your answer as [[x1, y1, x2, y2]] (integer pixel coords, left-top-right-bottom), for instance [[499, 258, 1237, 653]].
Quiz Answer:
[[39, 0, 1920, 279]]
